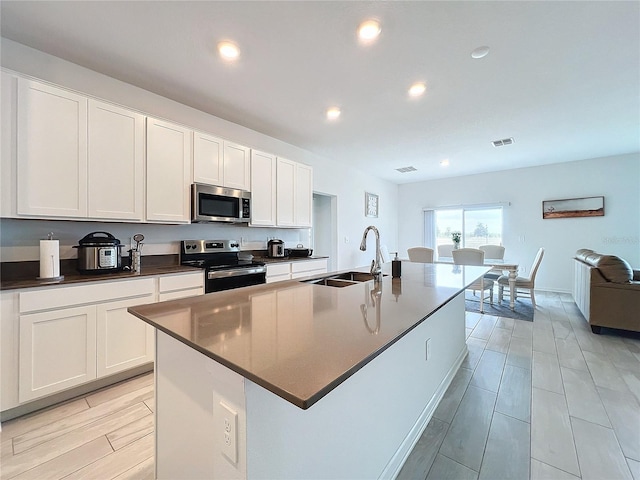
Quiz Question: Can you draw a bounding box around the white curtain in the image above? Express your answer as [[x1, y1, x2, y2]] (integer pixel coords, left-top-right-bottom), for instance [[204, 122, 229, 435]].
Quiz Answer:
[[423, 210, 435, 249]]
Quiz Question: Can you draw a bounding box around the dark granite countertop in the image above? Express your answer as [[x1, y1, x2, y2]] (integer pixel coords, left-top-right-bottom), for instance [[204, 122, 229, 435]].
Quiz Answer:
[[253, 255, 329, 264], [0, 255, 201, 291], [128, 262, 489, 409]]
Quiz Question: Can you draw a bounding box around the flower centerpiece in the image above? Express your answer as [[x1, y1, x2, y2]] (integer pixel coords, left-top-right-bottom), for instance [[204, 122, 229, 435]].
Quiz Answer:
[[451, 231, 461, 249]]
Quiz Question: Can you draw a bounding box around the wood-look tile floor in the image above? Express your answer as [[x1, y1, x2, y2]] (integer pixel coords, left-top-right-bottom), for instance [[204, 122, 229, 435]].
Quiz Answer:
[[398, 291, 640, 480], [0, 373, 155, 480], [2, 291, 638, 480]]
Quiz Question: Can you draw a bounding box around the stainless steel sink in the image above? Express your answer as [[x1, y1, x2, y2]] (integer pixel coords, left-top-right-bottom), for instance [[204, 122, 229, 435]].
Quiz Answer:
[[303, 271, 387, 287], [305, 278, 358, 287], [332, 271, 384, 282]]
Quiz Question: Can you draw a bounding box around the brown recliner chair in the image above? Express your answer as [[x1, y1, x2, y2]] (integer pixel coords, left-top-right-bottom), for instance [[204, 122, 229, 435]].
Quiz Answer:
[[573, 249, 640, 334]]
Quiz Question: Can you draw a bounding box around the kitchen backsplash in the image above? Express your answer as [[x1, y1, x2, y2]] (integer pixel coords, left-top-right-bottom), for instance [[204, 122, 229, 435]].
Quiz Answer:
[[0, 218, 312, 262]]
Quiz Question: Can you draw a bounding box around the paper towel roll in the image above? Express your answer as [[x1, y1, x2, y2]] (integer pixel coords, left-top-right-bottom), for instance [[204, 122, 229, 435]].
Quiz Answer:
[[39, 240, 60, 279]]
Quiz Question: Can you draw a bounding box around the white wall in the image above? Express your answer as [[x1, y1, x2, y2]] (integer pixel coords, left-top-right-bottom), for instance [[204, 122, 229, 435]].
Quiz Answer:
[[0, 39, 398, 270], [398, 153, 640, 293]]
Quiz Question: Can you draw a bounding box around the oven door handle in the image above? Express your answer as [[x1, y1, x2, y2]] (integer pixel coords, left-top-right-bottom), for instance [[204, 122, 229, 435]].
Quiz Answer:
[[207, 266, 266, 280]]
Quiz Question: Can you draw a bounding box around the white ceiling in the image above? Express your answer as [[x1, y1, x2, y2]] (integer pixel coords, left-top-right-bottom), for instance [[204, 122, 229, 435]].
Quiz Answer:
[[1, 1, 639, 184]]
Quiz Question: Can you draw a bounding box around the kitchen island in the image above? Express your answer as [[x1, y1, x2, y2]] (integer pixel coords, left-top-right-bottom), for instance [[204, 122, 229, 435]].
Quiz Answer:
[[128, 262, 488, 479]]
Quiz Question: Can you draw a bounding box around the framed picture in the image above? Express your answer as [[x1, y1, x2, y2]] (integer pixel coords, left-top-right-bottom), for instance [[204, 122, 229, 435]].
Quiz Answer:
[[542, 196, 604, 219], [365, 192, 379, 218]]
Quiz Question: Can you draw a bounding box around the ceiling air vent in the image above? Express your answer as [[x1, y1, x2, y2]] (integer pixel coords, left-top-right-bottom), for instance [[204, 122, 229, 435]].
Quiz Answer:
[[395, 166, 417, 173], [492, 137, 514, 147]]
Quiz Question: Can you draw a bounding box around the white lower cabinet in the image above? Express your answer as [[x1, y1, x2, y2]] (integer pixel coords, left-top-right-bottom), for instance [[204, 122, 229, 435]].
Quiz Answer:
[[290, 259, 328, 279], [266, 259, 328, 283], [5, 272, 205, 410], [266, 263, 292, 283], [158, 271, 204, 301], [96, 295, 155, 378], [19, 305, 97, 403]]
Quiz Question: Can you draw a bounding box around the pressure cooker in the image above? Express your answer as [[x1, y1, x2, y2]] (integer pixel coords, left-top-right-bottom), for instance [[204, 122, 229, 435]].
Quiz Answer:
[[267, 238, 285, 258], [74, 231, 123, 273]]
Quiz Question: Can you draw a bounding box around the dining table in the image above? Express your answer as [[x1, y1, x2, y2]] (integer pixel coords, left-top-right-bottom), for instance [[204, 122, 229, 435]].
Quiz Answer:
[[437, 257, 520, 310]]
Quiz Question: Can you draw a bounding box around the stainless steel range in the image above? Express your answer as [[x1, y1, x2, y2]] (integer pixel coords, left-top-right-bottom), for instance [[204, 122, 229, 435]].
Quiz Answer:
[[180, 240, 266, 293]]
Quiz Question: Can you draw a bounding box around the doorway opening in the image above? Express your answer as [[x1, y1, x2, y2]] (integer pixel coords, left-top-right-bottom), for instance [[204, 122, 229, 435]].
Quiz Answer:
[[312, 192, 337, 272]]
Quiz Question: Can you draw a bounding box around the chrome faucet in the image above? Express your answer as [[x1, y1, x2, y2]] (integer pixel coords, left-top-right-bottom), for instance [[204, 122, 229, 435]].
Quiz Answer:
[[359, 225, 383, 282]]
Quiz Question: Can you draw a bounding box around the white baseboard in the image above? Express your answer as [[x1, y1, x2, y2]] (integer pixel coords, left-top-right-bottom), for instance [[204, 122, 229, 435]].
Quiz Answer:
[[379, 344, 468, 479]]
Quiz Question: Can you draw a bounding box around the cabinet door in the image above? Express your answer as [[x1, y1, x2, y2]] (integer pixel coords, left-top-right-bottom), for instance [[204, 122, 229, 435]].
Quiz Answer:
[[223, 141, 250, 191], [17, 78, 88, 217], [88, 100, 145, 220], [295, 163, 313, 227], [276, 157, 296, 227], [146, 117, 191, 223], [96, 294, 155, 378], [1, 72, 17, 218], [250, 150, 276, 226], [1, 292, 19, 411], [19, 306, 97, 403], [193, 130, 223, 186]]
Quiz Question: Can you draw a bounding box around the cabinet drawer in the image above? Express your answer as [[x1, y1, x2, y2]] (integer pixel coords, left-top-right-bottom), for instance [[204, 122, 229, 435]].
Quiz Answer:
[[20, 278, 155, 314], [158, 272, 204, 293], [266, 263, 291, 277], [159, 287, 204, 302], [291, 259, 327, 274]]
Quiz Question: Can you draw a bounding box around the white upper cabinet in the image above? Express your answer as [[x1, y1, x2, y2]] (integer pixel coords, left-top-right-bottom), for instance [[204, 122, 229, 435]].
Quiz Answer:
[[222, 141, 250, 191], [146, 117, 192, 223], [250, 150, 277, 226], [16, 78, 88, 217], [275, 157, 313, 228], [193, 134, 250, 191], [295, 163, 313, 228], [192, 130, 223, 186], [1, 72, 17, 218], [88, 100, 145, 221], [276, 157, 296, 227]]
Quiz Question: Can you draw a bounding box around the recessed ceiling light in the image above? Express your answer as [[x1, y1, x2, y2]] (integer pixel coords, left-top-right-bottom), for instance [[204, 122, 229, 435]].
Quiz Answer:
[[326, 107, 341, 120], [357, 19, 381, 42], [408, 82, 426, 97], [471, 46, 490, 59], [440, 159, 450, 167], [218, 41, 240, 60]]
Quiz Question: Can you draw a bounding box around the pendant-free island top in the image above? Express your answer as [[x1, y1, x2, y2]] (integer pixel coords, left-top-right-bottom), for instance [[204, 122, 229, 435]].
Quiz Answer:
[[127, 261, 489, 480], [128, 262, 488, 409]]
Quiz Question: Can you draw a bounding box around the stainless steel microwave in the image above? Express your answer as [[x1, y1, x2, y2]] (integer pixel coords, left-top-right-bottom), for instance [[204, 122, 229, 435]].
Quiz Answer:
[[191, 184, 251, 223]]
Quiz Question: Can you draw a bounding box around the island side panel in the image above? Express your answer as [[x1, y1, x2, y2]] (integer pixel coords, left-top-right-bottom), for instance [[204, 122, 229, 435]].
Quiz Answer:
[[244, 293, 466, 480], [155, 331, 248, 480]]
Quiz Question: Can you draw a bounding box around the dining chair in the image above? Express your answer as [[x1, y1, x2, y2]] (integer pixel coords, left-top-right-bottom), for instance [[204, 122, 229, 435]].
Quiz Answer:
[[437, 244, 455, 258], [452, 248, 493, 313], [479, 245, 506, 280], [407, 247, 434, 263], [479, 245, 505, 260], [498, 247, 545, 308]]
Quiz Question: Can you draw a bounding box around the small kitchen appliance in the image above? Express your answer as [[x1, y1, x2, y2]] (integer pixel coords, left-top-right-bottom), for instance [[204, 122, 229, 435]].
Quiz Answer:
[[267, 239, 285, 258], [287, 244, 313, 258], [180, 239, 266, 293], [74, 231, 123, 273], [191, 183, 251, 224]]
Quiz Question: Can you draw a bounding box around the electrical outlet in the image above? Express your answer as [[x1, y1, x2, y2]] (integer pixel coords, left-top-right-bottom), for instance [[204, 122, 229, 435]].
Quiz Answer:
[[425, 338, 431, 361], [344, 236, 350, 244], [519, 266, 526, 274], [218, 401, 237, 464]]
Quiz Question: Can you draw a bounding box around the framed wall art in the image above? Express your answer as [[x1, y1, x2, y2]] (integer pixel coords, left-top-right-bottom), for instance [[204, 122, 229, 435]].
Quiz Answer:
[[365, 192, 379, 218], [542, 196, 604, 219]]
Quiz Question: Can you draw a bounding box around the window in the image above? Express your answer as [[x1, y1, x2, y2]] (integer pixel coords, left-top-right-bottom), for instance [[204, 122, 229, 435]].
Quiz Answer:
[[424, 205, 503, 255]]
